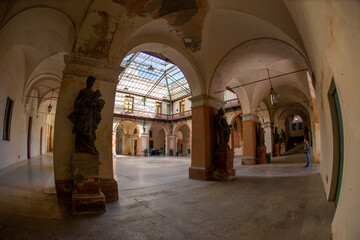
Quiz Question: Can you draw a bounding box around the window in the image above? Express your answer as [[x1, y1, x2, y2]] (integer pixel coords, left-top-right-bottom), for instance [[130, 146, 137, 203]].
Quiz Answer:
[[179, 100, 185, 115], [3, 97, 14, 141], [156, 102, 162, 115], [167, 104, 171, 115], [124, 96, 134, 112]]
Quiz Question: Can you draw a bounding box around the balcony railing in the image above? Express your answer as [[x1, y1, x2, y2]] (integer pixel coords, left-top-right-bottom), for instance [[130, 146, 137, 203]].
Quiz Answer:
[[114, 107, 191, 120]]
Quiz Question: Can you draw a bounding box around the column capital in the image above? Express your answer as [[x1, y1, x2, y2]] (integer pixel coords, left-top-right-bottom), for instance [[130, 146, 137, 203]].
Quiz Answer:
[[190, 94, 224, 109], [64, 54, 124, 83], [139, 133, 149, 137], [242, 113, 258, 122], [263, 121, 273, 128]]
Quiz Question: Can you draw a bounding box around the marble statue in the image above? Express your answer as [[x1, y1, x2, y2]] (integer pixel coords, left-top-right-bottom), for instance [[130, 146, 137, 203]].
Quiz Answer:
[[68, 76, 105, 154]]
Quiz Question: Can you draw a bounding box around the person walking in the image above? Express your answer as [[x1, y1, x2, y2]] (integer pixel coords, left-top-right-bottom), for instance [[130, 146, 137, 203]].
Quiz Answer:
[[304, 138, 310, 167]]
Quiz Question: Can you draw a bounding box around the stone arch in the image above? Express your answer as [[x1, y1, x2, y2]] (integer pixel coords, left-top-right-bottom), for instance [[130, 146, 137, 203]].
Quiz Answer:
[[110, 34, 205, 98], [174, 121, 192, 135], [113, 119, 140, 133], [174, 122, 192, 156], [209, 38, 312, 114], [147, 122, 169, 135], [114, 119, 140, 156], [0, 7, 75, 58], [229, 110, 243, 125]]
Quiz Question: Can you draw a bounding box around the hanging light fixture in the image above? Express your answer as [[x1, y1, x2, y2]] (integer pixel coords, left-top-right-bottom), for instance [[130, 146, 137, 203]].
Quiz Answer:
[[48, 89, 54, 113], [267, 68, 278, 106], [148, 65, 154, 71]]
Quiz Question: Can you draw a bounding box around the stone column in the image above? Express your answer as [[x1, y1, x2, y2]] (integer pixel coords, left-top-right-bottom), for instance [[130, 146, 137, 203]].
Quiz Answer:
[[112, 130, 116, 158], [166, 134, 176, 156], [263, 122, 273, 155], [242, 113, 258, 165], [54, 54, 124, 202], [188, 95, 223, 180], [138, 133, 149, 156]]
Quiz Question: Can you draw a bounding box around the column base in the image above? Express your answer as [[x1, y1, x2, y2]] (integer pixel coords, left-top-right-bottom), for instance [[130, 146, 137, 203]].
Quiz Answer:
[[55, 180, 73, 201], [273, 143, 280, 156], [189, 167, 213, 180], [100, 178, 119, 202], [242, 157, 256, 165], [256, 146, 267, 164], [213, 150, 236, 181], [72, 192, 106, 215], [280, 143, 286, 155]]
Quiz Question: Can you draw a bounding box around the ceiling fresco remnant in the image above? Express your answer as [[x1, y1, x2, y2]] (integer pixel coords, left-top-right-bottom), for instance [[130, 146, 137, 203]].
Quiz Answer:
[[113, 0, 208, 52]]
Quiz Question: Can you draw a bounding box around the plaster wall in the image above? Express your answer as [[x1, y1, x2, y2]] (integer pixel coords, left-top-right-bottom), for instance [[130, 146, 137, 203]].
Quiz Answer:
[[285, 1, 360, 239], [173, 96, 191, 113], [0, 47, 28, 169]]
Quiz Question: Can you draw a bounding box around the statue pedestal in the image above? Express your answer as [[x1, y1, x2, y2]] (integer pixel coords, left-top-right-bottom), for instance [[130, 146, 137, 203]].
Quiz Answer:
[[273, 143, 280, 157], [71, 153, 106, 215], [280, 142, 286, 155], [256, 145, 267, 164], [213, 149, 235, 181]]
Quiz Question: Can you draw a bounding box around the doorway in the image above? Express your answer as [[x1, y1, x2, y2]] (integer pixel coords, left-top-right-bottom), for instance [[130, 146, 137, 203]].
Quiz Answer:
[[27, 117, 32, 159], [40, 127, 43, 154]]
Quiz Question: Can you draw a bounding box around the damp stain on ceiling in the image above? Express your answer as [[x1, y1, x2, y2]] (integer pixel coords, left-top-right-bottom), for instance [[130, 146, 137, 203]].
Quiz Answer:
[[113, 0, 209, 52]]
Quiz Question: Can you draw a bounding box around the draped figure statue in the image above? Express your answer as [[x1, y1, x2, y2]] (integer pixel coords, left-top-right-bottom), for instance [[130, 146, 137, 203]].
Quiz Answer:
[[68, 76, 105, 154]]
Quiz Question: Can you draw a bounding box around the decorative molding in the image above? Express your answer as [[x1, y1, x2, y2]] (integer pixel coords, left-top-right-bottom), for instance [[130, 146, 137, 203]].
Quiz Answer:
[[242, 113, 258, 122], [190, 94, 224, 109], [64, 54, 124, 83]]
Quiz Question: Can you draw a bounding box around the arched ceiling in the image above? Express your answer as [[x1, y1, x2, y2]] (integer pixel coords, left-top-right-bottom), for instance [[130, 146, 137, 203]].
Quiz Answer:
[[210, 39, 312, 115]]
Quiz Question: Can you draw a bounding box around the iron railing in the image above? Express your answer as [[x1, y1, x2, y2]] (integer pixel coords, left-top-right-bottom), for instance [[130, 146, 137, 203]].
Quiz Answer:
[[114, 107, 191, 120]]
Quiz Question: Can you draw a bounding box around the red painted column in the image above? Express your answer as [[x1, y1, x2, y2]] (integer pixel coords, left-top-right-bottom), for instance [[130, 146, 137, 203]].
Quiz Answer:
[[242, 114, 258, 165], [188, 95, 222, 180], [138, 133, 149, 156], [166, 135, 176, 156]]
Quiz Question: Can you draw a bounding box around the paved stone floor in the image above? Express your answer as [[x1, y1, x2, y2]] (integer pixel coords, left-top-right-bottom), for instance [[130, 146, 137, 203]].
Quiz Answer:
[[0, 153, 335, 240]]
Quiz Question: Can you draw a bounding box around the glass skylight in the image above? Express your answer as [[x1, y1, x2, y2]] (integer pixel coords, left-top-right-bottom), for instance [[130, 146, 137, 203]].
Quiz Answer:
[[117, 52, 191, 101]]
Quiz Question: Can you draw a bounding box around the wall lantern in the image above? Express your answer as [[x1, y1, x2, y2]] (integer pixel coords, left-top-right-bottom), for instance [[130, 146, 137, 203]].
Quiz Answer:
[[267, 68, 278, 106], [48, 89, 54, 113], [47, 104, 52, 113]]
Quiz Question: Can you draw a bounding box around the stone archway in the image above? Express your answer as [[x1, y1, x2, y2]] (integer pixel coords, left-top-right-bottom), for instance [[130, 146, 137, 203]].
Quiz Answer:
[[174, 122, 192, 156]]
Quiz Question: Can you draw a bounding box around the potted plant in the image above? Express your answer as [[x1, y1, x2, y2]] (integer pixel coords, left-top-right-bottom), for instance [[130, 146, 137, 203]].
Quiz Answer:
[[159, 147, 164, 156], [144, 148, 148, 157], [169, 148, 173, 156]]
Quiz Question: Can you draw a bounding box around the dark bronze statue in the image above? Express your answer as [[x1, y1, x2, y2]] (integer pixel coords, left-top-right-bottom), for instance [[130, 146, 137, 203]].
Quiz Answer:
[[215, 108, 231, 152], [68, 76, 105, 154], [274, 127, 280, 144], [281, 129, 286, 143], [257, 123, 265, 146]]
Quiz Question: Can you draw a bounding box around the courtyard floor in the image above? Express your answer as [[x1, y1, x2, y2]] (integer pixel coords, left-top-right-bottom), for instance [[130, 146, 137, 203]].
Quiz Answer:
[[0, 153, 335, 240]]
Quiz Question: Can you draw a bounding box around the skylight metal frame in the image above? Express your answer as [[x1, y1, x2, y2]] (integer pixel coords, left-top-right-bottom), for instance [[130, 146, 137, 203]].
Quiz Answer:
[[117, 52, 191, 101]]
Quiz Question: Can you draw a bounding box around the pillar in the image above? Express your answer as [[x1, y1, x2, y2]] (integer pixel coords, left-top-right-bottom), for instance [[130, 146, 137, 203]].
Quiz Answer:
[[188, 95, 223, 180], [138, 133, 149, 156], [112, 130, 116, 158], [242, 113, 258, 165], [263, 121, 273, 155], [54, 54, 123, 201], [166, 134, 176, 156]]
